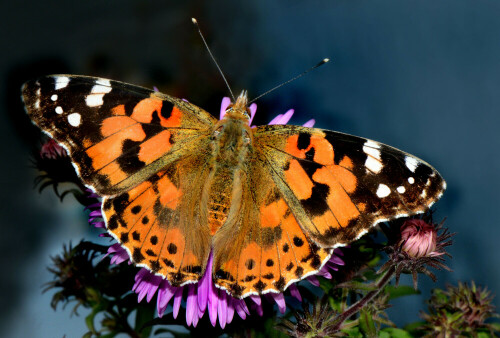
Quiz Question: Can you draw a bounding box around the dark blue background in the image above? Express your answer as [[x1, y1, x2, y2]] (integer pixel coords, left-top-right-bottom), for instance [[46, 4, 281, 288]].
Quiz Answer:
[[1, 0, 499, 336]]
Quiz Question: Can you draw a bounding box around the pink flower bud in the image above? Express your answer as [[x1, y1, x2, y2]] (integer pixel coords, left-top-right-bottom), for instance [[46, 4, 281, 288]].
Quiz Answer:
[[400, 219, 438, 258], [40, 139, 67, 159]]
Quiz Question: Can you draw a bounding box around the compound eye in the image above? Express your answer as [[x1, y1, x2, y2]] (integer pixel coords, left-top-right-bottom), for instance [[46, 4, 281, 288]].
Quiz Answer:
[[243, 108, 251, 119]]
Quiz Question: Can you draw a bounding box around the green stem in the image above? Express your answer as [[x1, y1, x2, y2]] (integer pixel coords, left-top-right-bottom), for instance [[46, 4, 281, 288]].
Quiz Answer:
[[332, 265, 396, 331]]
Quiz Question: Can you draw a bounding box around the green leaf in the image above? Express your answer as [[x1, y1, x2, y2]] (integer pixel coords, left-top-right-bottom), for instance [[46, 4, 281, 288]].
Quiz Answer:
[[380, 327, 413, 338], [403, 320, 426, 332], [85, 306, 100, 334], [359, 309, 377, 337], [135, 305, 155, 337], [477, 333, 490, 338], [385, 285, 420, 300], [341, 326, 362, 337], [490, 322, 500, 331]]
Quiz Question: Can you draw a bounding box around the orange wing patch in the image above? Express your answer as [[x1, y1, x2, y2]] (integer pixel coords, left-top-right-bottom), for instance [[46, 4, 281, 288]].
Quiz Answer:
[[212, 161, 333, 298], [102, 164, 211, 286]]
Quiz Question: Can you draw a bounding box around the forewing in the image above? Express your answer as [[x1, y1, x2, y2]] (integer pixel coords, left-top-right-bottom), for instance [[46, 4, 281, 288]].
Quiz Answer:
[[253, 125, 446, 248], [22, 75, 217, 195]]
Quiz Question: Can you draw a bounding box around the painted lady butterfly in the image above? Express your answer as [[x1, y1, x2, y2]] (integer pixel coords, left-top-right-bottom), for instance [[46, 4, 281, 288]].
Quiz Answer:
[[22, 75, 446, 298]]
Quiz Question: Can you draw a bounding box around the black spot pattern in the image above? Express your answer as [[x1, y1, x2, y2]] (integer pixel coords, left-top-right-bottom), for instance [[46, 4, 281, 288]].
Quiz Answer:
[[254, 280, 266, 291], [215, 269, 234, 281], [146, 249, 156, 257], [150, 236, 158, 245], [245, 259, 255, 270], [275, 277, 286, 291], [150, 260, 161, 273], [163, 258, 175, 268], [131, 205, 141, 214], [266, 259, 274, 267], [133, 248, 145, 263], [120, 232, 129, 243], [295, 266, 304, 278], [112, 193, 129, 213], [107, 215, 119, 230], [160, 101, 174, 120], [244, 275, 256, 282], [118, 139, 146, 174], [167, 243, 177, 254], [297, 132, 311, 150], [300, 182, 330, 216], [293, 236, 304, 247], [283, 243, 289, 253], [132, 231, 140, 241]]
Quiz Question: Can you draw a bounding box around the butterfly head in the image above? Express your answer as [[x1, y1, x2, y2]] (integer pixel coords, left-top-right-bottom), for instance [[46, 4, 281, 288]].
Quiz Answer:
[[223, 90, 252, 122], [211, 91, 253, 164]]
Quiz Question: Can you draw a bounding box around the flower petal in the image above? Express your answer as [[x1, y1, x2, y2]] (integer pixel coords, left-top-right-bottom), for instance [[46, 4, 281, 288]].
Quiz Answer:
[[248, 103, 257, 125], [271, 293, 286, 314], [288, 283, 302, 301], [157, 280, 176, 317], [220, 97, 232, 120], [186, 285, 197, 326], [173, 287, 183, 319], [218, 290, 228, 328]]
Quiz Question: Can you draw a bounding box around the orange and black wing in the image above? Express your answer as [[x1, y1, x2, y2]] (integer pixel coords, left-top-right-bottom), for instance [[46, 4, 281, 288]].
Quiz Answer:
[[211, 124, 445, 298], [22, 75, 217, 195], [254, 124, 446, 248], [22, 75, 217, 285]]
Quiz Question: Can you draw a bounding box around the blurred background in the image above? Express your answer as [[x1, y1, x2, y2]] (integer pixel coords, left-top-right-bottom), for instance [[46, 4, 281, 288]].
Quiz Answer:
[[1, 0, 499, 336]]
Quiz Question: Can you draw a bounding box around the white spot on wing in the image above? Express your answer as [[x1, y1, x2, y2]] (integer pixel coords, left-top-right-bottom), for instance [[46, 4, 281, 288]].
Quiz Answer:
[[405, 156, 419, 173], [51, 94, 58, 101], [55, 106, 63, 114], [85, 94, 104, 107], [95, 78, 112, 88], [397, 186, 406, 194], [365, 139, 381, 149], [68, 113, 81, 126], [91, 80, 112, 94], [376, 184, 391, 198], [363, 142, 381, 160], [55, 77, 70, 90], [365, 156, 383, 173], [85, 79, 112, 107], [408, 177, 415, 184], [34, 99, 40, 109]]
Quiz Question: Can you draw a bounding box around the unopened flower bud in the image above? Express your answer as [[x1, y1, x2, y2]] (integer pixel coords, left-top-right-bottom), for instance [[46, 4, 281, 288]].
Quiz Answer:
[[400, 219, 437, 258], [40, 139, 67, 159]]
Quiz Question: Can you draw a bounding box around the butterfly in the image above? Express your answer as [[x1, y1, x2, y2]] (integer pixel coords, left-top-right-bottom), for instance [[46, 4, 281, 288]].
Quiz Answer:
[[22, 75, 446, 298]]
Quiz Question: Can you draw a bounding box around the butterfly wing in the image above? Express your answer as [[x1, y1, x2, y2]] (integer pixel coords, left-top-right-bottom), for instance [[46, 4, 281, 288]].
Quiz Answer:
[[22, 75, 217, 195], [22, 75, 217, 285], [254, 125, 446, 248], [211, 123, 445, 298], [211, 154, 332, 297]]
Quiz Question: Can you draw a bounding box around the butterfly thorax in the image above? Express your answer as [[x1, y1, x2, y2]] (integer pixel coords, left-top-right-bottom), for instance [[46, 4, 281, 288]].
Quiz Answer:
[[205, 92, 253, 235]]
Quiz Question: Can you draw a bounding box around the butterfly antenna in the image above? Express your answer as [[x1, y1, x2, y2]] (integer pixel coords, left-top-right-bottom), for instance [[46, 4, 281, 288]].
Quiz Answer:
[[249, 58, 330, 104], [192, 18, 235, 101]]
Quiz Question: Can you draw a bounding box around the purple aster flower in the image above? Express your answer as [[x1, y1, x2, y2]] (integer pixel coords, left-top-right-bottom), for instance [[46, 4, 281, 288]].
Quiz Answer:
[[87, 97, 344, 328]]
